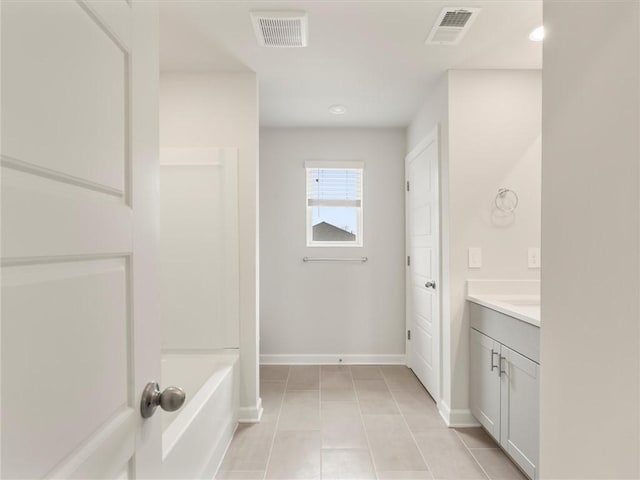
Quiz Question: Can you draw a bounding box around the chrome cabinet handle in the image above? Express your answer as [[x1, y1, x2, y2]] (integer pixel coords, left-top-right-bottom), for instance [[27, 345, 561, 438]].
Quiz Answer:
[[425, 281, 436, 289], [490, 349, 499, 371], [499, 356, 507, 377], [140, 381, 186, 419]]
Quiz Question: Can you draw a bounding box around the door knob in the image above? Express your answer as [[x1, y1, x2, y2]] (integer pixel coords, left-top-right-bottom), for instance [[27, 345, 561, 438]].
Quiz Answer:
[[140, 381, 186, 418], [425, 281, 436, 289]]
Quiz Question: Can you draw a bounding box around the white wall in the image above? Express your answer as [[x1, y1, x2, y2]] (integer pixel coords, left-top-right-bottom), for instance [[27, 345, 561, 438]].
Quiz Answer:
[[260, 128, 406, 362], [407, 74, 453, 410], [160, 73, 261, 420], [408, 70, 542, 422], [541, 2, 640, 477]]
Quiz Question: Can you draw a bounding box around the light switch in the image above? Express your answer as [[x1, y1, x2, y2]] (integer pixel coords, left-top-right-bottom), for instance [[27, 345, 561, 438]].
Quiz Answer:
[[468, 247, 482, 268], [528, 247, 541, 269]]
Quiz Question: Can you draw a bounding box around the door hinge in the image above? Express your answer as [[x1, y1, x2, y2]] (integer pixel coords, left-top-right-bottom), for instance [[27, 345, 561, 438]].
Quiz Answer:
[[407, 330, 411, 341], [406, 180, 410, 192], [407, 255, 411, 266]]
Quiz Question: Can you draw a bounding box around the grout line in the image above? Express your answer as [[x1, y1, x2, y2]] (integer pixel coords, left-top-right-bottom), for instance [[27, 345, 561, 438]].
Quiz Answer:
[[466, 447, 503, 450], [453, 429, 492, 480], [261, 366, 290, 480], [384, 369, 435, 479], [352, 366, 380, 480]]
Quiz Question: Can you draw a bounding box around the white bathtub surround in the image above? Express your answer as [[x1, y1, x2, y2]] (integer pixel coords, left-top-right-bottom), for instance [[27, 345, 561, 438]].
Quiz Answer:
[[161, 353, 239, 479], [466, 280, 540, 327], [160, 147, 239, 350], [160, 73, 261, 424]]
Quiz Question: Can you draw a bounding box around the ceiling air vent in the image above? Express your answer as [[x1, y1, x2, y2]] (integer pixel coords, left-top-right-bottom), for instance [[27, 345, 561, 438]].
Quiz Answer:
[[250, 11, 308, 48], [425, 8, 480, 45]]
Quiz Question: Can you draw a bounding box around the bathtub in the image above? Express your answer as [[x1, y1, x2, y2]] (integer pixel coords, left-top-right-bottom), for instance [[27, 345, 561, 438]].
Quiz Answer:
[[161, 352, 239, 479]]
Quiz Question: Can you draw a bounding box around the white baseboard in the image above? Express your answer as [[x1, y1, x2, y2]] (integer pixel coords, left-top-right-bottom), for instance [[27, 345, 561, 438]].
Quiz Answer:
[[438, 401, 480, 428], [260, 354, 406, 365], [237, 397, 263, 423]]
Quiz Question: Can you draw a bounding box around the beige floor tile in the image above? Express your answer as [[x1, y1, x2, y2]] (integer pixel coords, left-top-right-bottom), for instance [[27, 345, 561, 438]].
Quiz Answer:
[[413, 429, 488, 479], [455, 428, 498, 449], [363, 414, 428, 472], [321, 372, 353, 389], [321, 402, 368, 449], [219, 421, 277, 472], [261, 381, 286, 418], [321, 365, 351, 374], [261, 365, 290, 381], [278, 390, 321, 431], [321, 386, 358, 402], [351, 365, 383, 380], [321, 448, 376, 480], [377, 471, 435, 479], [403, 412, 447, 433], [216, 471, 265, 479], [265, 430, 322, 480], [380, 366, 424, 391], [391, 388, 437, 417], [288, 366, 321, 390], [354, 379, 400, 414], [470, 449, 528, 480]]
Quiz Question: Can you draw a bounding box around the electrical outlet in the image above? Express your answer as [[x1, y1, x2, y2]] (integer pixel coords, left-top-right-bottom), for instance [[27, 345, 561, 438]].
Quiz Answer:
[[468, 247, 482, 268], [528, 247, 541, 269]]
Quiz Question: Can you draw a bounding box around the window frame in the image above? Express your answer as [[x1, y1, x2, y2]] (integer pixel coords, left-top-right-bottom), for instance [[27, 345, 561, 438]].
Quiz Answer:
[[305, 160, 364, 248]]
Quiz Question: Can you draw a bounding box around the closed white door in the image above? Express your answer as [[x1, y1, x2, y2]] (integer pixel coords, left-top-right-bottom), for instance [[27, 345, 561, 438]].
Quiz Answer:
[[469, 329, 501, 440], [405, 127, 440, 400], [2, 1, 162, 478]]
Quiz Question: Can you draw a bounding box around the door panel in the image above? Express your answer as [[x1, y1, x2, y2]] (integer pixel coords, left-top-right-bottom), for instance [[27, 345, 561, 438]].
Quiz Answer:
[[1, 1, 160, 478], [412, 286, 433, 321], [500, 345, 539, 479], [406, 128, 439, 399], [412, 205, 431, 236], [2, 260, 131, 478], [469, 329, 501, 440], [2, 0, 128, 192], [411, 246, 432, 279], [1, 168, 132, 259]]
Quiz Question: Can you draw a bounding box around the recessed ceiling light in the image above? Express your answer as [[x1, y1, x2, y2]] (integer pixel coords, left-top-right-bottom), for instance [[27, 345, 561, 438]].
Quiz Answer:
[[329, 104, 347, 115], [529, 26, 544, 42]]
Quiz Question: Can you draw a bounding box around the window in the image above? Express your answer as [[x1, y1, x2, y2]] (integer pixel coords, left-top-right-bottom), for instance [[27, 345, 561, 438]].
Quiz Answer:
[[305, 161, 363, 247]]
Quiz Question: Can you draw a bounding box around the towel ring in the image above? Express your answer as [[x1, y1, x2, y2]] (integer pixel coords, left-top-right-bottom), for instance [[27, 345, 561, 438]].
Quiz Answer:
[[495, 188, 519, 213]]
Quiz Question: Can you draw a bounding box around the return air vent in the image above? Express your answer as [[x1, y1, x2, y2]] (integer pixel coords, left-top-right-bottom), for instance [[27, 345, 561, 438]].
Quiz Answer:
[[425, 8, 480, 45], [250, 11, 308, 47]]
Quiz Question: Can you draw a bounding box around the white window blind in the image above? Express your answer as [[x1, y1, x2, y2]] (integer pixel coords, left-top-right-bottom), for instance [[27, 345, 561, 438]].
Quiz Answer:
[[306, 167, 362, 208], [305, 161, 364, 246]]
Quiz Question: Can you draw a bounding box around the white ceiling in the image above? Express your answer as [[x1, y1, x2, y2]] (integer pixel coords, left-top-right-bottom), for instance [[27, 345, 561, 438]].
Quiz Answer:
[[160, 1, 542, 128]]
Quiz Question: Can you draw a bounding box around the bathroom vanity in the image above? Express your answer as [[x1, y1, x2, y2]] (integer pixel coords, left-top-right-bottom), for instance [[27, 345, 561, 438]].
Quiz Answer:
[[467, 281, 540, 480]]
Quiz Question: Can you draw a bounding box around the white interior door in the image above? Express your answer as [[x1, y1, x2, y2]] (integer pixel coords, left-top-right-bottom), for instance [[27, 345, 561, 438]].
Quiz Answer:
[[406, 127, 440, 400], [1, 1, 161, 478]]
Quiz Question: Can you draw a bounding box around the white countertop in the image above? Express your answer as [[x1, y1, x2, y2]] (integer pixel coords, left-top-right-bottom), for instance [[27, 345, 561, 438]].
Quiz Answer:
[[466, 294, 540, 327], [466, 280, 541, 327]]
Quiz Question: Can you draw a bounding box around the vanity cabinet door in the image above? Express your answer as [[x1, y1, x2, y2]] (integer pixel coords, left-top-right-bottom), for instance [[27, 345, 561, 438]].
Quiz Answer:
[[500, 345, 539, 480], [470, 329, 501, 441]]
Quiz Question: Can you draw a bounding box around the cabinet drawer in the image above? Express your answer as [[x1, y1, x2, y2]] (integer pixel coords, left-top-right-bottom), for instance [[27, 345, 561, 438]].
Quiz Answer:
[[470, 303, 539, 363]]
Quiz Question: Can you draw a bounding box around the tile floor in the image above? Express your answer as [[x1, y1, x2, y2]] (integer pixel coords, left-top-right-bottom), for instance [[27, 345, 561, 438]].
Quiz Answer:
[[216, 365, 527, 480]]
